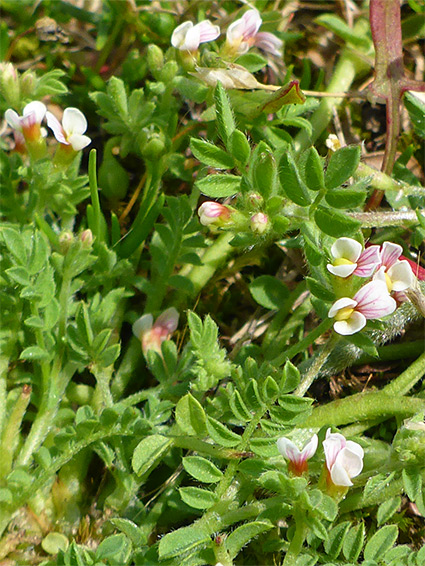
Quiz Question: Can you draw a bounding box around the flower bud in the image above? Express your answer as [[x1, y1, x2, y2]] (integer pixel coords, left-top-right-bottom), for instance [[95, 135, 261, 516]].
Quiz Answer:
[[198, 201, 231, 226], [159, 60, 178, 83], [250, 212, 269, 234], [59, 231, 74, 253], [133, 308, 179, 357], [80, 229, 94, 248], [147, 44, 164, 75], [20, 70, 36, 98], [140, 131, 166, 160], [0, 63, 20, 108]]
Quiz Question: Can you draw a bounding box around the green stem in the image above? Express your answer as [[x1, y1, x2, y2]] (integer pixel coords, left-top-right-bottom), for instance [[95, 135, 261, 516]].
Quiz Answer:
[[0, 385, 31, 479], [170, 436, 241, 460], [111, 337, 143, 399], [92, 364, 114, 412], [355, 340, 424, 366], [382, 351, 425, 396], [356, 163, 425, 197], [88, 149, 103, 243], [294, 332, 339, 396], [282, 506, 307, 566], [348, 210, 419, 228]]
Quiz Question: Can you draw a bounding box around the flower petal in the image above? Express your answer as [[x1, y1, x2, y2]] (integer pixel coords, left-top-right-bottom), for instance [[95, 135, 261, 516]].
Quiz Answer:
[[323, 429, 346, 471], [253, 32, 283, 56], [5, 109, 22, 131], [354, 245, 381, 277], [277, 437, 301, 462], [226, 18, 247, 44], [387, 260, 413, 292], [196, 20, 220, 44], [62, 107, 87, 136], [331, 237, 362, 263], [68, 133, 91, 151], [181, 24, 202, 51], [328, 297, 357, 319], [132, 314, 153, 339], [327, 263, 357, 278], [300, 434, 318, 461], [23, 101, 47, 124], [354, 280, 396, 319], [331, 445, 364, 486], [333, 311, 366, 335], [154, 307, 179, 334], [241, 9, 262, 39], [171, 21, 193, 49], [381, 241, 402, 269], [46, 111, 68, 144]]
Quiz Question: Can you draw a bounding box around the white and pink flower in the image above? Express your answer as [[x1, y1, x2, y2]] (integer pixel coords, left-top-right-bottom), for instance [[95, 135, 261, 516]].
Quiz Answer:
[[132, 308, 179, 356], [327, 237, 381, 279], [5, 101, 46, 141], [225, 9, 283, 57], [373, 241, 413, 293], [250, 212, 269, 234], [323, 429, 364, 487], [45, 107, 91, 151], [277, 434, 318, 476], [198, 201, 231, 226], [171, 20, 220, 52], [328, 279, 396, 335]]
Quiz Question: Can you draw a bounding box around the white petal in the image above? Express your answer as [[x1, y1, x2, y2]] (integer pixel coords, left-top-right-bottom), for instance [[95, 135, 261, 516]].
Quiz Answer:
[[333, 311, 366, 335], [354, 245, 381, 277], [63, 107, 87, 136], [132, 314, 153, 339], [226, 18, 246, 44], [328, 297, 357, 318], [323, 430, 346, 471], [327, 263, 357, 278], [331, 445, 364, 486], [300, 434, 318, 460], [331, 237, 362, 262], [381, 241, 402, 269], [387, 260, 413, 292], [345, 440, 364, 461], [5, 108, 22, 130], [355, 280, 396, 319], [196, 20, 220, 44], [171, 21, 193, 49], [277, 437, 301, 461], [68, 133, 91, 151], [23, 101, 46, 124], [181, 24, 201, 51], [46, 111, 68, 144], [254, 32, 283, 56], [241, 9, 262, 39], [154, 307, 179, 334]]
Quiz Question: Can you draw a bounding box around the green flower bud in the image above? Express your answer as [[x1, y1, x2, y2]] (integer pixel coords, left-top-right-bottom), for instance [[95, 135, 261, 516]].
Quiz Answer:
[[147, 44, 164, 75], [98, 138, 129, 200], [0, 63, 20, 108], [20, 70, 36, 98], [159, 60, 178, 83], [140, 129, 166, 160]]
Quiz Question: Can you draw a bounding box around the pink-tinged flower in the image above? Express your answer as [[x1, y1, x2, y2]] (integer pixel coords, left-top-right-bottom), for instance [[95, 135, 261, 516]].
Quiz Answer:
[[328, 280, 396, 335], [226, 9, 282, 57], [171, 20, 220, 52], [327, 237, 381, 278], [250, 212, 268, 234], [277, 434, 318, 476], [5, 101, 46, 142], [198, 201, 231, 226], [46, 107, 91, 151], [323, 429, 364, 487], [132, 308, 179, 356], [373, 241, 413, 293]]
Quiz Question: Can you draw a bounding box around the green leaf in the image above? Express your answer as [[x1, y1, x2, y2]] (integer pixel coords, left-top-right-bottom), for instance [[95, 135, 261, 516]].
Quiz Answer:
[[108, 518, 144, 547], [6, 266, 30, 286], [377, 496, 401, 526], [245, 379, 264, 410], [306, 277, 335, 301], [345, 333, 378, 358], [253, 146, 277, 199], [279, 153, 311, 206], [190, 139, 235, 169], [261, 376, 279, 401], [214, 81, 235, 144], [259, 80, 306, 114], [314, 206, 361, 237], [325, 145, 361, 189], [402, 467, 422, 501], [280, 361, 301, 393], [179, 486, 218, 509], [20, 346, 50, 361], [343, 522, 365, 562], [278, 395, 313, 412], [316, 14, 370, 47], [107, 76, 128, 118], [249, 275, 289, 310], [229, 390, 252, 422], [97, 344, 120, 368], [195, 174, 241, 198], [95, 533, 130, 561], [174, 76, 209, 103], [158, 526, 211, 560], [175, 393, 207, 437], [1, 227, 27, 265], [132, 435, 172, 476], [182, 456, 223, 483], [225, 521, 273, 559], [235, 53, 268, 72], [404, 92, 425, 139], [228, 129, 251, 166], [325, 187, 367, 209], [363, 525, 398, 561], [304, 146, 325, 191], [324, 521, 351, 559], [206, 416, 241, 447], [41, 533, 69, 555]]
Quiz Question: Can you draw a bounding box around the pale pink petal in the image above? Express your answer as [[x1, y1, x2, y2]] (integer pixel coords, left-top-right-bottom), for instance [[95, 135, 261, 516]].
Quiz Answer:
[[345, 440, 365, 461], [196, 20, 220, 44], [331, 237, 362, 263], [333, 311, 366, 335], [226, 18, 247, 44], [328, 297, 357, 319], [62, 107, 87, 136], [300, 434, 318, 461], [154, 307, 179, 335], [241, 9, 262, 40], [132, 314, 153, 339], [171, 21, 193, 49], [277, 437, 301, 462], [68, 133, 91, 151], [387, 260, 413, 292], [254, 32, 283, 56], [354, 245, 381, 277], [354, 280, 396, 319], [327, 263, 357, 278], [23, 101, 46, 124], [5, 109, 22, 131], [46, 111, 68, 144], [330, 445, 364, 486], [381, 241, 402, 269], [323, 429, 346, 471], [182, 24, 201, 51]]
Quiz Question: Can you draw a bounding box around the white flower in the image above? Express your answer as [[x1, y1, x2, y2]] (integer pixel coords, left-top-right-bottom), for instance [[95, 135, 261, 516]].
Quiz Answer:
[[226, 9, 282, 56], [46, 107, 91, 151], [373, 241, 413, 293], [328, 280, 396, 335], [327, 238, 381, 278], [5, 101, 46, 139], [198, 201, 231, 226], [277, 434, 318, 475], [171, 20, 220, 51], [250, 212, 268, 234], [323, 429, 364, 487], [325, 134, 342, 152], [132, 308, 179, 356]]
